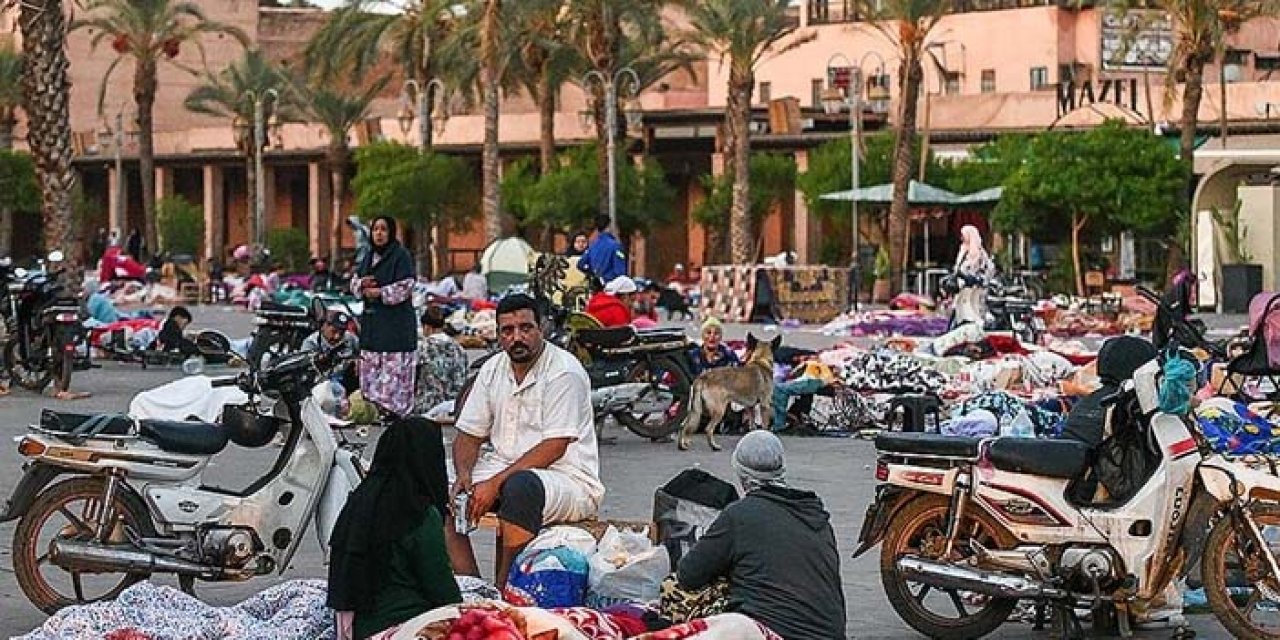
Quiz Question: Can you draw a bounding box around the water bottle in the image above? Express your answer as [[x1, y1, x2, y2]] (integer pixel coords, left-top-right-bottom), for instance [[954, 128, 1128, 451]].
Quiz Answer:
[[1005, 408, 1035, 438]]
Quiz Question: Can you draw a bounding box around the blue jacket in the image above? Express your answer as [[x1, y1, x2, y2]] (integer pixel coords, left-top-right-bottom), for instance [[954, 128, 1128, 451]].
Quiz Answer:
[[581, 231, 627, 283]]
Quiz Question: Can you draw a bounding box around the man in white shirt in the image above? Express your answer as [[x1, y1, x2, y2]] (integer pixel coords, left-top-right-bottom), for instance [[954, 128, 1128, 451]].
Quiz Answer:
[[447, 293, 603, 587]]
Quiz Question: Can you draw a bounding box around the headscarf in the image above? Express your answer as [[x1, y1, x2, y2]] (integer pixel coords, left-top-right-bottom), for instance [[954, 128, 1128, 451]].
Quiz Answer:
[[955, 225, 989, 271], [733, 431, 788, 492], [371, 215, 399, 256], [327, 418, 449, 612]]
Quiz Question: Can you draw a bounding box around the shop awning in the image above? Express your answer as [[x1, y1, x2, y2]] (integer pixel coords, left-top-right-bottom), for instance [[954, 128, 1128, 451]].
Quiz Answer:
[[819, 180, 962, 205], [952, 186, 1004, 205]]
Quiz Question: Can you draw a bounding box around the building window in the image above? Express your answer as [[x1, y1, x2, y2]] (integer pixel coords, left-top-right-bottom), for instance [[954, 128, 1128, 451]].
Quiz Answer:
[[944, 71, 962, 95], [981, 69, 995, 93], [812, 78, 825, 108], [1030, 66, 1049, 90], [758, 81, 771, 105], [1257, 53, 1280, 71]]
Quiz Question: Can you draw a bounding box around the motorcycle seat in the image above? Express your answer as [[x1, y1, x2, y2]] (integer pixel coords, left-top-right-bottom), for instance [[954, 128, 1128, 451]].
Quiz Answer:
[[987, 438, 1090, 479], [258, 300, 308, 316], [40, 409, 229, 456], [635, 329, 688, 345], [138, 419, 230, 456], [875, 432, 981, 458], [577, 327, 636, 349]]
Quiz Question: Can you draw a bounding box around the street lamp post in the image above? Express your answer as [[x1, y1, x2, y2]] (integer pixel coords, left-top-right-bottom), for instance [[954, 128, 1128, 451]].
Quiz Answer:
[[399, 78, 449, 147], [97, 108, 132, 239], [241, 89, 280, 252], [581, 67, 642, 237], [823, 52, 887, 310]]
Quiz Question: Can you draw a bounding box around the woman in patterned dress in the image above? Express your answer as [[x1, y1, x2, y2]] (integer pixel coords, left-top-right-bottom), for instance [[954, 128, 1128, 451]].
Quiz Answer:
[[354, 216, 418, 417], [414, 305, 468, 416]]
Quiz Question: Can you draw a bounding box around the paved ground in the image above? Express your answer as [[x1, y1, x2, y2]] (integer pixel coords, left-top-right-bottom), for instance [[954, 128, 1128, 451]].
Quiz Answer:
[[0, 306, 1238, 638]]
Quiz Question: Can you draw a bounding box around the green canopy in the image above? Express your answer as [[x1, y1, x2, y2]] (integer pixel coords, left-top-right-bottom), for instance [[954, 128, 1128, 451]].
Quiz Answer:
[[819, 180, 1003, 206]]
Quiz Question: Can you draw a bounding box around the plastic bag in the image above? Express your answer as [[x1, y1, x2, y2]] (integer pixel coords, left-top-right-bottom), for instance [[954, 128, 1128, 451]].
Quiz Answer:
[[1003, 408, 1035, 438], [652, 469, 739, 566], [503, 545, 590, 608], [585, 526, 670, 608]]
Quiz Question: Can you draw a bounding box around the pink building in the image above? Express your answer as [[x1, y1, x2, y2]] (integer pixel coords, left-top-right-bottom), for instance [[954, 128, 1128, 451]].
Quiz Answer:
[[6, 0, 1279, 284]]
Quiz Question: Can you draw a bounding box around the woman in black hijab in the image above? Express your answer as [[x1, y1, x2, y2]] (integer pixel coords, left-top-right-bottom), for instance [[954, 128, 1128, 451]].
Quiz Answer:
[[328, 419, 460, 639], [353, 216, 418, 417]]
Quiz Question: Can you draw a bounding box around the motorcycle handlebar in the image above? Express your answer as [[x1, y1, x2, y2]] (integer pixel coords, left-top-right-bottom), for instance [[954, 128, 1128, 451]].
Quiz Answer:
[[211, 376, 241, 388]]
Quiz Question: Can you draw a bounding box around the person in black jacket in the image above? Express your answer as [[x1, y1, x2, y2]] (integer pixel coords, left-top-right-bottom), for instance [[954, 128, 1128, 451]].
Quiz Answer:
[[353, 216, 418, 417], [156, 306, 198, 356], [676, 431, 846, 640]]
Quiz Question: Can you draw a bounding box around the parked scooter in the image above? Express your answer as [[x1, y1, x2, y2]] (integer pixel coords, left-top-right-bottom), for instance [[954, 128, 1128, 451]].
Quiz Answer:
[[1, 346, 365, 613], [856, 298, 1280, 638], [4, 250, 88, 392], [246, 294, 359, 371]]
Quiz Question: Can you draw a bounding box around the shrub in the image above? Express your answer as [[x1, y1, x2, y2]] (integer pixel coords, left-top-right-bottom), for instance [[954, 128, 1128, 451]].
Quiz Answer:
[[156, 196, 204, 256], [266, 228, 310, 272]]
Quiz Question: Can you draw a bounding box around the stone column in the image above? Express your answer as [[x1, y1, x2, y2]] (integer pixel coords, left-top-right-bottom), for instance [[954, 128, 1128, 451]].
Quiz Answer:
[[202, 164, 225, 261], [154, 165, 174, 203], [307, 162, 331, 258], [793, 149, 812, 264], [262, 164, 278, 238]]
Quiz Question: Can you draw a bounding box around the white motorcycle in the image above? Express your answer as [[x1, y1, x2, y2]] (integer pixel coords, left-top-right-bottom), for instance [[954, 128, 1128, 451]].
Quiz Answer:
[[858, 351, 1280, 639], [1, 348, 365, 614]]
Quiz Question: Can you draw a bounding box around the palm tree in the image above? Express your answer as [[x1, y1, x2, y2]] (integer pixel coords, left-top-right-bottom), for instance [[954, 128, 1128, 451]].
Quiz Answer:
[[305, 0, 458, 148], [0, 46, 22, 151], [480, 0, 504, 242], [857, 0, 950, 291], [294, 78, 388, 264], [72, 0, 248, 255], [509, 0, 576, 177], [686, 0, 810, 264], [0, 45, 23, 256], [184, 50, 292, 258], [20, 0, 80, 293]]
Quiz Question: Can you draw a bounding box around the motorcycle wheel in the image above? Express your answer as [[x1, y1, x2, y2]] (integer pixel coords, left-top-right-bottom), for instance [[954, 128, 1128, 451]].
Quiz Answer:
[[5, 337, 53, 392], [880, 494, 1019, 640], [13, 477, 157, 614], [1201, 504, 1280, 639], [613, 355, 692, 441]]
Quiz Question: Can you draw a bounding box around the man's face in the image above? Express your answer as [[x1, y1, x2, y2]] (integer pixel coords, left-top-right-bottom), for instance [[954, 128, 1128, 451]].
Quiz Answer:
[[322, 323, 342, 343], [573, 236, 589, 252], [703, 327, 722, 349], [498, 308, 543, 364], [174, 316, 190, 330]]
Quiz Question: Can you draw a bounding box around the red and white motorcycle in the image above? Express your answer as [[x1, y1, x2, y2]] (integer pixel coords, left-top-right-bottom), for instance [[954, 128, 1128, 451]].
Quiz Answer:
[[857, 352, 1280, 639]]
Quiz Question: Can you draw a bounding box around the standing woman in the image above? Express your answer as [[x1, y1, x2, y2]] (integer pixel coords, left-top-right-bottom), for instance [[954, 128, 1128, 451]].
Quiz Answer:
[[355, 216, 418, 417], [949, 225, 996, 330]]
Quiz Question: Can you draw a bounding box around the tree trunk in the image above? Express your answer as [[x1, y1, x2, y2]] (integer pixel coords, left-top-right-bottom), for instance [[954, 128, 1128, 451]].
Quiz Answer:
[[1170, 45, 1211, 286], [414, 224, 432, 278], [0, 115, 14, 256], [245, 156, 257, 254], [726, 68, 754, 265], [480, 0, 502, 242], [887, 50, 923, 296], [134, 57, 158, 258], [20, 0, 81, 297], [537, 65, 556, 177], [327, 143, 347, 266], [1071, 211, 1087, 297]]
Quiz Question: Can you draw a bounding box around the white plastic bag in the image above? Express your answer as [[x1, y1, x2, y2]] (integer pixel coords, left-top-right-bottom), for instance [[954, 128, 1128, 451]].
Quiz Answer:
[[527, 525, 599, 558], [586, 525, 670, 607]]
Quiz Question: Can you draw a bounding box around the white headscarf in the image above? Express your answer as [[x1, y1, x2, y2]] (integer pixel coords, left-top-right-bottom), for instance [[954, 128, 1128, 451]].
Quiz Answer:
[[955, 225, 992, 276]]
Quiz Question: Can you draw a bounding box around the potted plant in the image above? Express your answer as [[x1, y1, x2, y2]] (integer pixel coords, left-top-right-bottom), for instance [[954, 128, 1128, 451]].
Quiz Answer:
[[1212, 200, 1262, 313], [872, 246, 892, 303]]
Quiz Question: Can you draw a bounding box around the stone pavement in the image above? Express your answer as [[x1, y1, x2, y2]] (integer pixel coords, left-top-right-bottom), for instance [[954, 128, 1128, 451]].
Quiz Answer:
[[0, 306, 1239, 638]]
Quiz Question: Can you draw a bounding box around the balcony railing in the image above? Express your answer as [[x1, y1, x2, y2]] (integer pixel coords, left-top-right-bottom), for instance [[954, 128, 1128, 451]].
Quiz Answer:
[[806, 0, 1062, 24]]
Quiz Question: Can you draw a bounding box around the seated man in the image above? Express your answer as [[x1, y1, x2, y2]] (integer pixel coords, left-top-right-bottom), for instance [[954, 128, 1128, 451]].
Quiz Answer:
[[302, 310, 360, 393], [675, 432, 846, 640], [448, 293, 604, 587], [585, 275, 636, 328]]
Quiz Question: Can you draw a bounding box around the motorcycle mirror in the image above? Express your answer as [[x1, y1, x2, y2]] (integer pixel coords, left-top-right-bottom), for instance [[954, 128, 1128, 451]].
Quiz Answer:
[[13, 267, 27, 278], [195, 330, 232, 358], [47, 250, 64, 263]]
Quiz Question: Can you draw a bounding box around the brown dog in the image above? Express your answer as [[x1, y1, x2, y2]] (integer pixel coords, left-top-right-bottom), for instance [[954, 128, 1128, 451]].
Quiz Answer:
[[678, 334, 780, 451]]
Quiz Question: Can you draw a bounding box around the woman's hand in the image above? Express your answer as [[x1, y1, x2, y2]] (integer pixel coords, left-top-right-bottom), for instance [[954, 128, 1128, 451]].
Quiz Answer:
[[363, 286, 381, 300]]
